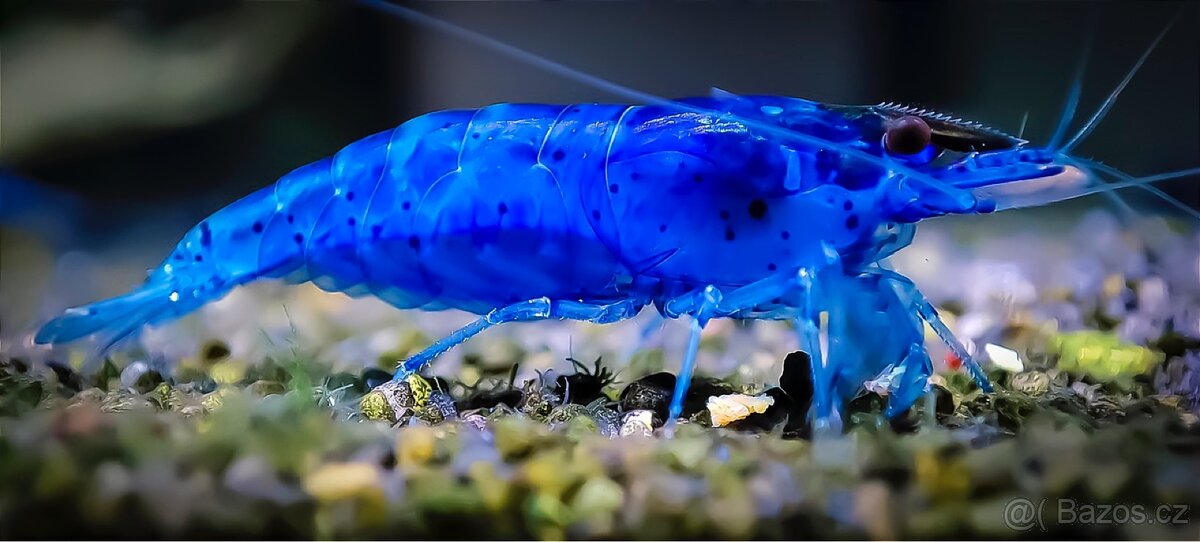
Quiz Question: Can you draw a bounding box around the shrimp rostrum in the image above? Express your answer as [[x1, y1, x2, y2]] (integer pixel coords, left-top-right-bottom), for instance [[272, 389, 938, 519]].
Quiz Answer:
[[34, 9, 1199, 428]]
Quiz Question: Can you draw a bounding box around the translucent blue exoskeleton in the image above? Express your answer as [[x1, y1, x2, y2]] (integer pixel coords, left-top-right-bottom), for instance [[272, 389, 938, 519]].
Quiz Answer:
[[34, 4, 1199, 429]]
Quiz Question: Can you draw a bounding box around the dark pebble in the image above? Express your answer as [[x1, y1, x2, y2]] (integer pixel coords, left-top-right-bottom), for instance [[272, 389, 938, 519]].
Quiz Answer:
[[888, 408, 920, 434], [380, 450, 397, 470], [619, 372, 675, 423], [848, 392, 886, 415], [554, 357, 617, 406], [326, 372, 366, 395], [46, 361, 83, 392], [5, 358, 30, 373], [132, 369, 165, 394], [417, 391, 458, 424], [520, 381, 559, 421], [203, 342, 231, 361], [933, 385, 955, 416], [1150, 332, 1200, 360], [589, 405, 622, 436], [458, 388, 523, 411], [779, 351, 815, 433], [362, 368, 393, 390]]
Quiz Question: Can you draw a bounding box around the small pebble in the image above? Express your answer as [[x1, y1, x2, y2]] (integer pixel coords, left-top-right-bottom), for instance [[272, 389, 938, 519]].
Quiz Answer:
[[1010, 371, 1050, 396], [416, 391, 458, 425], [303, 462, 382, 502], [706, 393, 775, 427], [619, 372, 674, 423], [620, 410, 654, 437], [461, 412, 489, 432], [119, 361, 151, 389], [984, 343, 1023, 373]]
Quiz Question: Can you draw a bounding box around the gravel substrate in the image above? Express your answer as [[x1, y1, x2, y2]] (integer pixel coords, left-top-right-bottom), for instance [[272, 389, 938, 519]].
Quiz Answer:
[[1, 208, 1199, 539]]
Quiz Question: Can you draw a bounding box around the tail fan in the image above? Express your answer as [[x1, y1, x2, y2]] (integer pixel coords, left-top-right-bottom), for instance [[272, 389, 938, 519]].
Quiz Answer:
[[34, 281, 187, 350]]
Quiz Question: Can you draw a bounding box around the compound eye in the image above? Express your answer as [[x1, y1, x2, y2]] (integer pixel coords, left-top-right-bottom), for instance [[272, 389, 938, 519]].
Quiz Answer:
[[885, 115, 931, 155]]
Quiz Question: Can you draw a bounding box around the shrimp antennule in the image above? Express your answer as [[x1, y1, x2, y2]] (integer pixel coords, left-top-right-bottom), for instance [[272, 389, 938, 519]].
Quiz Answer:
[[1058, 8, 1183, 153]]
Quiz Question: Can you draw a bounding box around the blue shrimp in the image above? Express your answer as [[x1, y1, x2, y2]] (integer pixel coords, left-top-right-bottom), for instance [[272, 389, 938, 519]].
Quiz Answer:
[[34, 5, 1199, 429]]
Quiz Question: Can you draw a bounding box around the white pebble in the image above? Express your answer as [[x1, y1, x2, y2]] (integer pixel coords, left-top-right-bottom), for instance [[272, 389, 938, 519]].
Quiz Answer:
[[984, 343, 1023, 373]]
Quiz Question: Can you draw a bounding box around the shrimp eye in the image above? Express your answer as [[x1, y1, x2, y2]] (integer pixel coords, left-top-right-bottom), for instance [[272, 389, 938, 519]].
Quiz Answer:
[[885, 115, 931, 155]]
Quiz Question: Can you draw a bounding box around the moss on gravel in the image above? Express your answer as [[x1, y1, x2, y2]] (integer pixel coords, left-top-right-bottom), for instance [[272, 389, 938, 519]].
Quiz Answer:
[[1, 332, 1198, 540]]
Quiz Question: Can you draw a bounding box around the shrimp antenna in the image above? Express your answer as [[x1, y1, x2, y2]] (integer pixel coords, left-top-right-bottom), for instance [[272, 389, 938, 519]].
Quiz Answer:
[[1046, 25, 1139, 222], [1059, 8, 1182, 153], [1046, 19, 1094, 150], [987, 166, 1200, 212], [1073, 167, 1200, 200], [1016, 112, 1030, 140], [1071, 158, 1200, 221], [360, 0, 975, 205]]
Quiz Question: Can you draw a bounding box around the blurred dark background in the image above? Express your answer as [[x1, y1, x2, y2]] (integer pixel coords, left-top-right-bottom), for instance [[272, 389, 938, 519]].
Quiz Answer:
[[1, 0, 1197, 250]]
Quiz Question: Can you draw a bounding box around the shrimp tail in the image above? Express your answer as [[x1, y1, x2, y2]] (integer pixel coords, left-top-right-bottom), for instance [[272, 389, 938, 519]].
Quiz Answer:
[[34, 281, 184, 346]]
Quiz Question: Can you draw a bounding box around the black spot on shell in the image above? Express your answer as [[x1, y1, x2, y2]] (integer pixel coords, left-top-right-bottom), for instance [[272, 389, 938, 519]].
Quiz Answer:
[[845, 214, 859, 230], [347, 217, 356, 226], [402, 201, 411, 211], [659, 224, 667, 232], [748, 199, 767, 219], [252, 221, 263, 233], [692, 173, 704, 183], [631, 172, 641, 180], [781, 230, 791, 240], [498, 202, 508, 214], [286, 214, 295, 224], [174, 254, 184, 261], [293, 233, 304, 244], [609, 184, 619, 194], [199, 222, 212, 246], [768, 263, 777, 271], [371, 225, 383, 238], [552, 149, 565, 161], [346, 191, 355, 201], [719, 210, 730, 220], [408, 236, 420, 250], [592, 209, 601, 220], [843, 200, 854, 211], [471, 133, 480, 139], [724, 228, 736, 241], [194, 255, 203, 262]]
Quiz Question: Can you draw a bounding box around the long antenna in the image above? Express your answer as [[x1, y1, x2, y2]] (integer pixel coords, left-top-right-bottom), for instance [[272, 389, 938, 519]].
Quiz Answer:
[[359, 0, 975, 203], [1046, 22, 1094, 150], [1059, 8, 1182, 153]]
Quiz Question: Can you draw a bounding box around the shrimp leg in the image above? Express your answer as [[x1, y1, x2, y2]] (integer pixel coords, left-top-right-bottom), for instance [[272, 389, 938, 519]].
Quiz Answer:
[[884, 344, 936, 418], [870, 268, 993, 392], [664, 285, 722, 426], [393, 297, 644, 379], [664, 269, 826, 426], [794, 268, 846, 433]]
